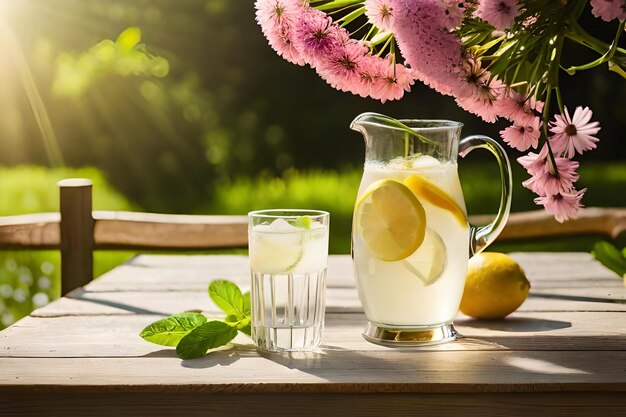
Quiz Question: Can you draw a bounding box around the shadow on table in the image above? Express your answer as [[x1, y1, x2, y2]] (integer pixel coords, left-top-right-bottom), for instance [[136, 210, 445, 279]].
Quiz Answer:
[[140, 343, 258, 369], [459, 317, 572, 332], [182, 344, 257, 369]]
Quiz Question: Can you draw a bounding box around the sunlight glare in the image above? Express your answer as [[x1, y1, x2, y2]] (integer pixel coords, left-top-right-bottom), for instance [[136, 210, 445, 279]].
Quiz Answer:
[[0, 0, 64, 166], [504, 356, 589, 375]]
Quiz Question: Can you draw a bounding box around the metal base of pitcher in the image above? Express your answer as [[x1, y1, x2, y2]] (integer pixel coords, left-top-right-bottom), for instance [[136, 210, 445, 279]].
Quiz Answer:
[[362, 322, 458, 346]]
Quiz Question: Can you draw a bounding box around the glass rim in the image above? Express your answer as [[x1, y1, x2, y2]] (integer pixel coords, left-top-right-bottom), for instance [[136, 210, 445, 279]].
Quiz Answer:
[[248, 209, 329, 219], [360, 118, 463, 132], [398, 119, 464, 130]]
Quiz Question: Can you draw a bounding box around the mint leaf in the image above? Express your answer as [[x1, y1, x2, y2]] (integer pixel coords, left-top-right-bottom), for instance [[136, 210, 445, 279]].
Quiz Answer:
[[176, 321, 238, 360], [139, 312, 207, 347], [242, 291, 251, 316], [592, 242, 626, 277], [237, 321, 251, 337], [224, 314, 252, 337], [290, 215, 311, 229], [208, 280, 245, 318]]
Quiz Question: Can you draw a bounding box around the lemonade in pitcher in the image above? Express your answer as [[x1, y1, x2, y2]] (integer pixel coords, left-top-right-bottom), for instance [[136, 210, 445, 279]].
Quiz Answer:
[[350, 113, 512, 346], [353, 156, 470, 327]]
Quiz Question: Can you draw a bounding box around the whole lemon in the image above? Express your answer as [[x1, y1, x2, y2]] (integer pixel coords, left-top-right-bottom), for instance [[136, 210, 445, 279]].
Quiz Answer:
[[460, 252, 531, 319]]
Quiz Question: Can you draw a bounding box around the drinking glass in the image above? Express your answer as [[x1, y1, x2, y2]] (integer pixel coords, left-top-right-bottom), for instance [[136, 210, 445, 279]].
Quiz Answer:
[[248, 209, 330, 352]]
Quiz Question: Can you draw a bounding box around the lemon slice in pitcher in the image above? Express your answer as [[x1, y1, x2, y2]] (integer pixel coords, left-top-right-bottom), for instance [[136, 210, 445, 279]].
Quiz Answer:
[[403, 229, 448, 286], [404, 175, 467, 226], [356, 180, 426, 262]]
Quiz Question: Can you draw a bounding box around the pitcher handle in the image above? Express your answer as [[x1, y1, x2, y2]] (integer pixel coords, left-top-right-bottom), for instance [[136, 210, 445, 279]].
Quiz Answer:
[[459, 135, 513, 256]]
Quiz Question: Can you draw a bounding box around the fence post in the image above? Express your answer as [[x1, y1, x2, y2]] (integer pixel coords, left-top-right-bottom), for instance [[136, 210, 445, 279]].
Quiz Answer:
[[58, 179, 94, 295]]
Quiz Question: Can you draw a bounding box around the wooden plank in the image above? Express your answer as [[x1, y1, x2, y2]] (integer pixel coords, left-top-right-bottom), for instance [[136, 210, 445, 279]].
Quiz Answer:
[[90, 253, 619, 291], [2, 311, 625, 358], [1, 391, 625, 417], [0, 212, 60, 249], [472, 207, 626, 240], [93, 211, 248, 249], [510, 252, 620, 285], [84, 254, 625, 307], [30, 288, 363, 317], [0, 349, 625, 388], [28, 285, 626, 319], [85, 255, 356, 292], [519, 294, 626, 311]]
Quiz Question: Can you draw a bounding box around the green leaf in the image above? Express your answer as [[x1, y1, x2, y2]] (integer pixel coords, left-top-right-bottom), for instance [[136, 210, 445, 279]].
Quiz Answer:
[[242, 291, 251, 317], [289, 216, 312, 230], [139, 312, 207, 347], [369, 31, 391, 46], [224, 292, 252, 337], [176, 321, 238, 360], [224, 314, 252, 337], [339, 7, 365, 27], [115, 27, 142, 51], [592, 242, 626, 278], [316, 0, 364, 12], [608, 61, 626, 79], [237, 321, 252, 337], [208, 280, 245, 318]]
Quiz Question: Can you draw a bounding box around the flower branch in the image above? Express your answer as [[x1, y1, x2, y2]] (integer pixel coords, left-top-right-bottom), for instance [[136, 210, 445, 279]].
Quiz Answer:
[[255, 0, 622, 222], [564, 20, 626, 75]]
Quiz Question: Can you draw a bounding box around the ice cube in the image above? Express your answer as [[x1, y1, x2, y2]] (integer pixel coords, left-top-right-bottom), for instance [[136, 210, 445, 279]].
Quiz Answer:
[[270, 218, 298, 232], [252, 224, 272, 233], [411, 155, 441, 169]]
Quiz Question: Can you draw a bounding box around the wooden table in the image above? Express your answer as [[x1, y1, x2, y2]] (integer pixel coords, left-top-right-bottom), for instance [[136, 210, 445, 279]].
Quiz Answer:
[[1, 253, 625, 416]]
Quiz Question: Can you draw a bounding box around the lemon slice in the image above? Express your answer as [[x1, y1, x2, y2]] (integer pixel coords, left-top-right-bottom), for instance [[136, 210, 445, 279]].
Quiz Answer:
[[356, 179, 426, 262], [250, 220, 305, 273], [402, 229, 447, 285], [404, 175, 467, 226]]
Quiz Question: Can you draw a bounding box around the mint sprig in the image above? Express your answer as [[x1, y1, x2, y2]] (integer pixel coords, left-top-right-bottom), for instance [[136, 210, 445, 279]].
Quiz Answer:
[[176, 321, 238, 360], [139, 312, 207, 347], [139, 279, 251, 359]]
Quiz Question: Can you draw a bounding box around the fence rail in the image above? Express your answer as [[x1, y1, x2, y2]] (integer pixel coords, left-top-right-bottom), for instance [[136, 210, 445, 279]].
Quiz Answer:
[[0, 178, 624, 294]]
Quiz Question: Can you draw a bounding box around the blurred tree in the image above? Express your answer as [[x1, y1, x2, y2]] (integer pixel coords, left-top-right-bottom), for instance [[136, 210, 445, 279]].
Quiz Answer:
[[0, 0, 623, 212]]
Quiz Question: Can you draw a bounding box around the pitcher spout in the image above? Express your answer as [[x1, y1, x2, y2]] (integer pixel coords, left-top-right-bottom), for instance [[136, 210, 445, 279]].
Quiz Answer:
[[350, 112, 399, 136]]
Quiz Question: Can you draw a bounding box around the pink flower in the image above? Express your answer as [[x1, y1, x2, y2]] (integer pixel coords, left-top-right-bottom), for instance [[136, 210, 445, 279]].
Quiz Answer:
[[500, 116, 541, 151], [456, 57, 489, 98], [549, 106, 601, 158], [590, 0, 626, 22], [522, 157, 579, 196], [369, 58, 414, 102], [534, 188, 586, 223], [316, 40, 368, 94], [455, 76, 506, 122], [474, 0, 520, 31], [255, 0, 300, 30], [496, 90, 543, 125], [392, 0, 465, 97], [517, 145, 548, 176], [255, 0, 306, 65], [439, 0, 466, 29], [365, 0, 396, 31], [293, 9, 348, 66]]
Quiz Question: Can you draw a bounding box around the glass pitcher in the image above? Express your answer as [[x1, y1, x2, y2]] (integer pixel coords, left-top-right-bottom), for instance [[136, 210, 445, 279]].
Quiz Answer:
[[350, 112, 512, 346]]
